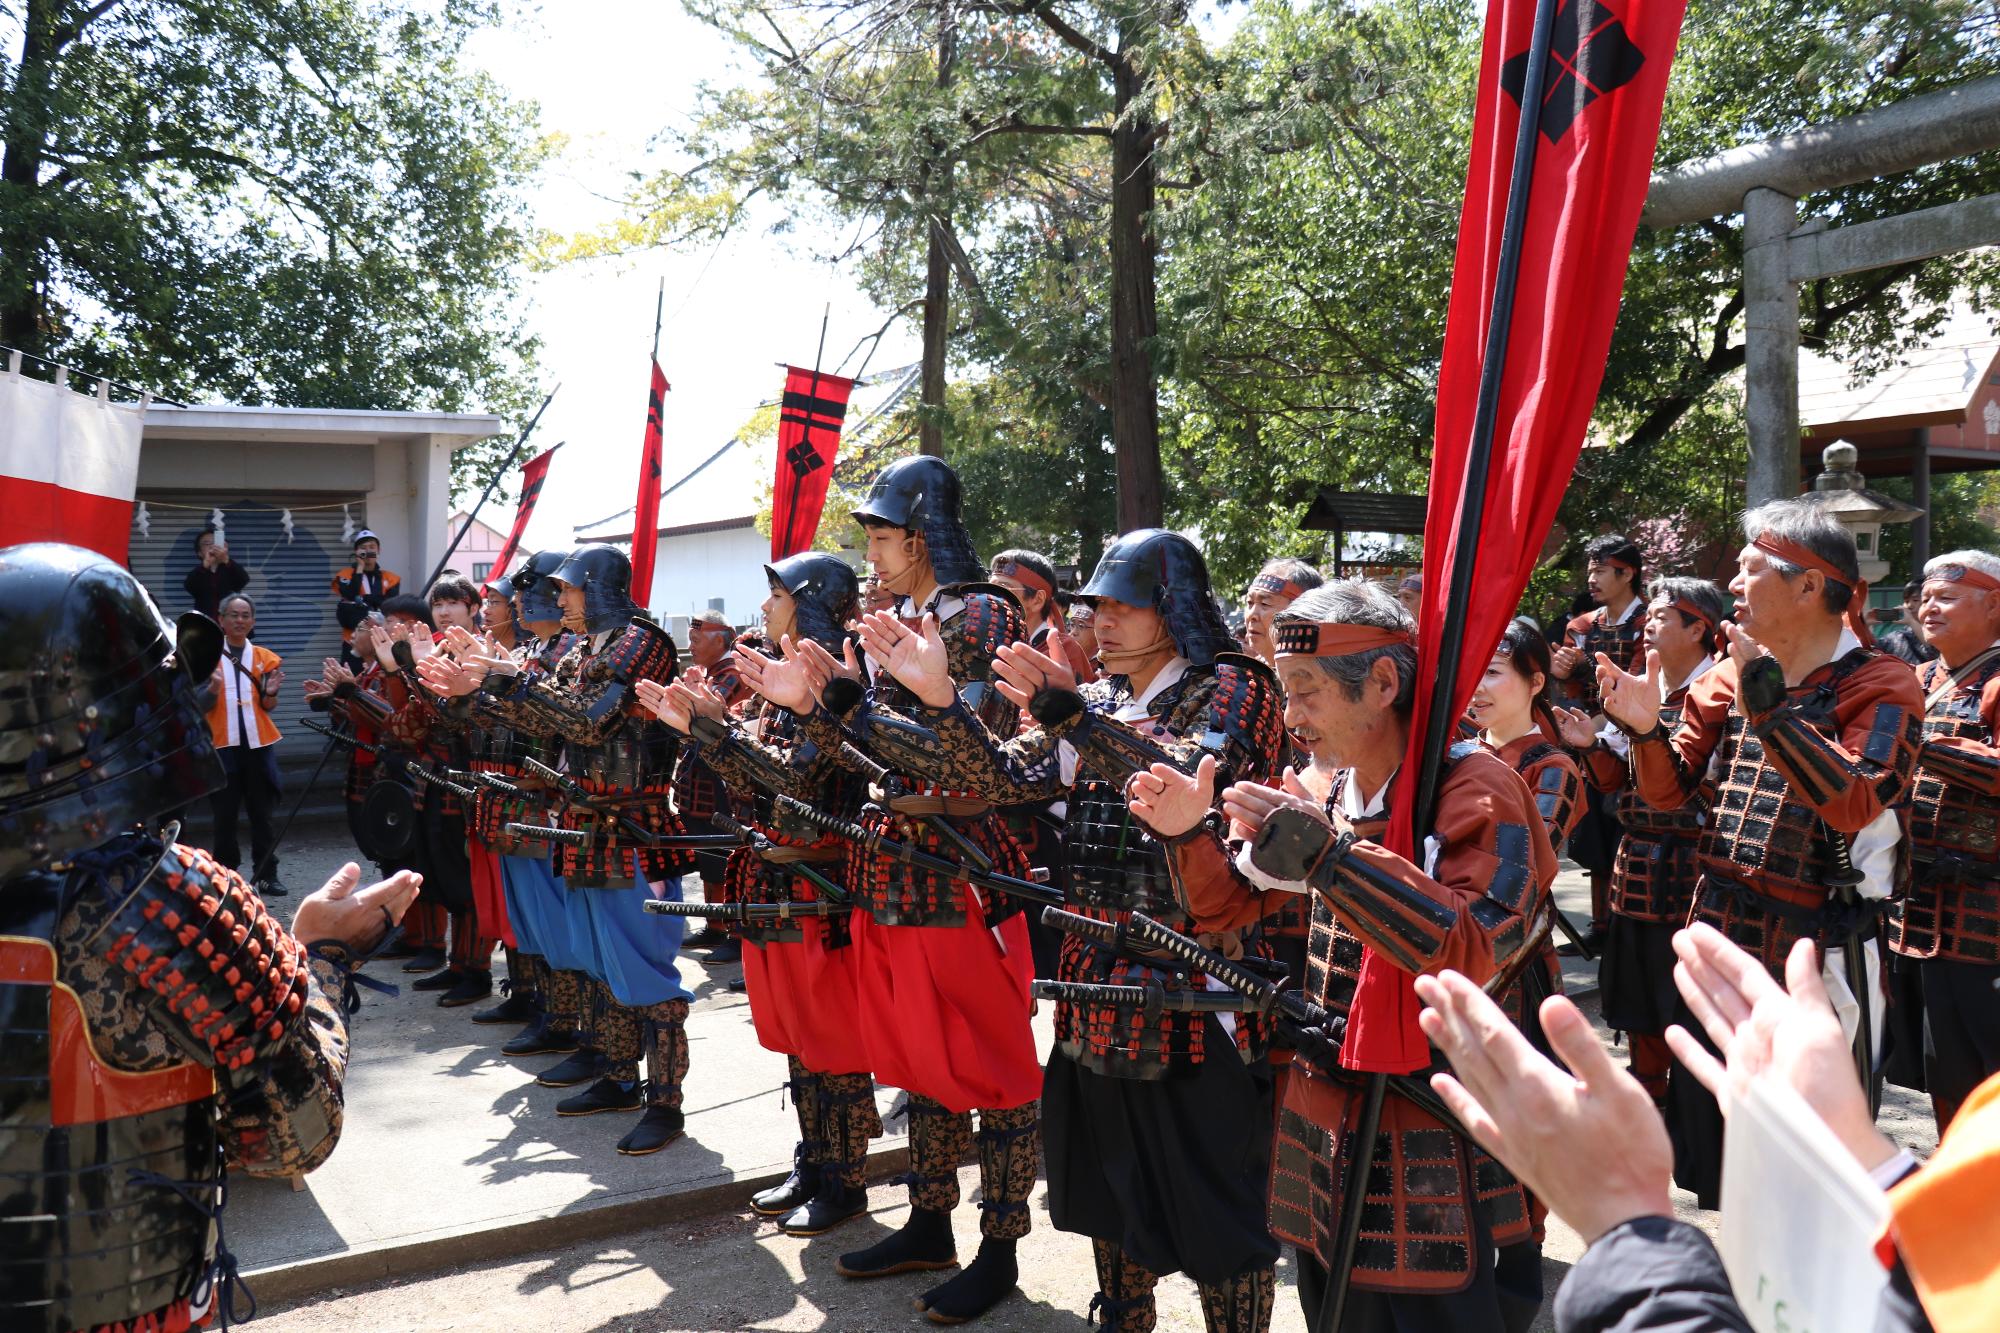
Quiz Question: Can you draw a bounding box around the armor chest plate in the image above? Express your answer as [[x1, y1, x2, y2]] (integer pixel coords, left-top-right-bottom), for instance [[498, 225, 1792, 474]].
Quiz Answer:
[[1704, 694, 1840, 895], [1065, 778, 1179, 920], [1912, 692, 2000, 861], [1585, 612, 1644, 674], [573, 722, 673, 792]]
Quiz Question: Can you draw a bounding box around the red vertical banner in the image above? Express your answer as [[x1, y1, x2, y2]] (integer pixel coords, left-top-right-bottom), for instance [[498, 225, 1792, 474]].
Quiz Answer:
[[1342, 0, 1689, 1073], [629, 359, 669, 606], [770, 366, 858, 560], [482, 443, 560, 592]]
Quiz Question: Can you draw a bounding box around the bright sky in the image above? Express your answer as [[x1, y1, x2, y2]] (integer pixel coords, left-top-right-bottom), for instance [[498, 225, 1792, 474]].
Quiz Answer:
[[464, 3, 923, 551]]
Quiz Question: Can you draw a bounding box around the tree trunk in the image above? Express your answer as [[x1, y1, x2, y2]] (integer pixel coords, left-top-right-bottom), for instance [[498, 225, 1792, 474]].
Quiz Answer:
[[1, 1, 55, 355], [918, 2, 956, 457], [1107, 44, 1163, 531]]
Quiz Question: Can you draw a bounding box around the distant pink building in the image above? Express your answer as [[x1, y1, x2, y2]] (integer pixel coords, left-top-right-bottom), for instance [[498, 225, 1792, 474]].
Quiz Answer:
[[445, 510, 511, 585]]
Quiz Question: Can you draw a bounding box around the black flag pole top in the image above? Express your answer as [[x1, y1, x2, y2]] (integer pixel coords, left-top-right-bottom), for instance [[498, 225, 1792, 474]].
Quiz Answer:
[[1314, 0, 1561, 1329], [652, 276, 665, 361], [424, 383, 559, 593]]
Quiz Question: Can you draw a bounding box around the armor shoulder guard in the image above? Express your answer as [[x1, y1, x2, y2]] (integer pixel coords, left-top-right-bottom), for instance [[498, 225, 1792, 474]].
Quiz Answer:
[[1187, 655, 1287, 786], [91, 841, 312, 1074], [942, 586, 1028, 683], [603, 616, 678, 686]]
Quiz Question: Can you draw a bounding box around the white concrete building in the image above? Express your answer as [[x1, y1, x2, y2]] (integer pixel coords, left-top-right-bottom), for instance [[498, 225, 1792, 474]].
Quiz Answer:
[[130, 404, 503, 757]]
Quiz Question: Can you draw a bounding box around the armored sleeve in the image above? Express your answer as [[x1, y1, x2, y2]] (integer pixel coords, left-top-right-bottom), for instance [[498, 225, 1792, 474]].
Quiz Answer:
[[1914, 663, 2000, 796], [1518, 746, 1586, 853], [908, 693, 1070, 803], [1558, 611, 1601, 711], [1257, 750, 1558, 983], [57, 844, 355, 1178], [1741, 652, 1923, 835], [1576, 738, 1629, 794], [1160, 821, 1286, 935], [485, 622, 675, 747], [693, 707, 840, 803], [1631, 664, 1735, 814]]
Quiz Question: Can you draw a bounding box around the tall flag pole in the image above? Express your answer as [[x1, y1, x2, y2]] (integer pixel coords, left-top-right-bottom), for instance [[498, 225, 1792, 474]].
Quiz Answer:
[[1316, 0, 1688, 1325], [483, 442, 564, 592], [425, 385, 557, 593], [629, 280, 668, 606], [770, 305, 858, 560]]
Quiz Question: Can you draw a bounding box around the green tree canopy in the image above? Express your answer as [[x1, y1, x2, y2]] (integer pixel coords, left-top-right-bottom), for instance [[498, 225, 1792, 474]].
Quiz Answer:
[[0, 0, 546, 488]]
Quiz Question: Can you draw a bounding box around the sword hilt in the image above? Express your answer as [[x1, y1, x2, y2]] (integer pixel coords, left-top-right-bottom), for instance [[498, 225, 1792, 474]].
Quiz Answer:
[[410, 765, 475, 798], [1032, 978, 1249, 1014], [505, 821, 588, 846]]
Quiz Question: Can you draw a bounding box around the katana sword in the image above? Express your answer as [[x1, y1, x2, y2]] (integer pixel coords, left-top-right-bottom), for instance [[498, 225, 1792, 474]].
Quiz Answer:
[[642, 898, 850, 922], [299, 716, 376, 754], [1035, 908, 1464, 1132], [772, 794, 1063, 909], [1031, 978, 1250, 1014], [1823, 822, 1880, 1114], [409, 765, 475, 799], [520, 755, 663, 846], [449, 767, 527, 797]]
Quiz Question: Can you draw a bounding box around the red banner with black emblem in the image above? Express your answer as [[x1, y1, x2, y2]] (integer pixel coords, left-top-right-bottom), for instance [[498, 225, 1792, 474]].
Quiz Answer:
[[629, 359, 670, 606], [1345, 0, 1688, 1074], [770, 365, 857, 561], [484, 443, 561, 593]]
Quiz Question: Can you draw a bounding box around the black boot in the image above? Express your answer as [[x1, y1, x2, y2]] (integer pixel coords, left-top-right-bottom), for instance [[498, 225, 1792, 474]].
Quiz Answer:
[[402, 947, 447, 974], [835, 1206, 957, 1279], [782, 1071, 880, 1235], [781, 1177, 867, 1237], [535, 1047, 606, 1088], [503, 1018, 577, 1058], [555, 1076, 643, 1116], [473, 988, 536, 1025], [475, 947, 538, 1024], [752, 1057, 824, 1215], [411, 967, 464, 992], [617, 1104, 686, 1155], [439, 969, 494, 1008], [918, 1237, 1019, 1325], [752, 1145, 821, 1217]]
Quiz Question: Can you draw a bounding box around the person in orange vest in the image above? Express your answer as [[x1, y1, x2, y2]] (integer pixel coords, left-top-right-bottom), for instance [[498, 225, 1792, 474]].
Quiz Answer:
[[208, 592, 287, 896], [332, 529, 402, 664]]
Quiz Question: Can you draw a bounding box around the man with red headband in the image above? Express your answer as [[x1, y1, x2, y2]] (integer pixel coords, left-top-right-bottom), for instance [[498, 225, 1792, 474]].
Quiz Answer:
[[1894, 550, 2000, 1129], [1596, 497, 1923, 1206], [1553, 533, 1646, 947], [1129, 578, 1560, 1333], [1240, 558, 1324, 667], [1556, 576, 1728, 1106], [991, 548, 1091, 682]]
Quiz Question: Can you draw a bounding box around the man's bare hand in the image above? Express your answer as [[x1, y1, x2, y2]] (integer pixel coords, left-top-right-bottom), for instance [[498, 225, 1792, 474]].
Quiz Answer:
[[1220, 769, 1328, 844], [1595, 648, 1663, 734], [735, 639, 816, 712], [1126, 753, 1217, 839], [856, 611, 954, 709], [1548, 705, 1599, 750], [291, 863, 423, 955], [992, 640, 1077, 712], [1550, 643, 1585, 680], [1666, 925, 1895, 1173], [1418, 970, 1674, 1245]]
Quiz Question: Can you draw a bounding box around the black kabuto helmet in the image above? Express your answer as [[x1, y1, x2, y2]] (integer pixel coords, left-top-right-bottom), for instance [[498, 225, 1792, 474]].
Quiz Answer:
[[551, 544, 638, 635], [514, 549, 569, 626], [1078, 529, 1238, 668], [764, 552, 860, 649], [0, 543, 226, 883], [850, 455, 982, 585]]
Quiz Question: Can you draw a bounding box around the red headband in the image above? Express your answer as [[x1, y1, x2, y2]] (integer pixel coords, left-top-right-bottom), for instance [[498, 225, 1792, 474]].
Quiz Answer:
[[1665, 597, 1719, 635], [1273, 621, 1415, 658], [1751, 533, 1872, 647], [994, 560, 1055, 601], [1928, 564, 2000, 595], [1250, 573, 1307, 601]]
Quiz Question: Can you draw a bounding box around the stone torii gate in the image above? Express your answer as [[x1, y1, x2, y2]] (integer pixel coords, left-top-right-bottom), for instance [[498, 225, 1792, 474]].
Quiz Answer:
[[1642, 77, 2000, 525]]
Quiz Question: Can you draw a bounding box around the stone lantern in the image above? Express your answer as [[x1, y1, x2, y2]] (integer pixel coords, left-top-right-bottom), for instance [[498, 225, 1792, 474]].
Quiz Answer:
[[1806, 442, 1922, 586]]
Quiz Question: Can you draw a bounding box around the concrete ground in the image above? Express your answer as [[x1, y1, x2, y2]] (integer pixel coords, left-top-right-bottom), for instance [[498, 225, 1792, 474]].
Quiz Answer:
[[241, 827, 1937, 1332]]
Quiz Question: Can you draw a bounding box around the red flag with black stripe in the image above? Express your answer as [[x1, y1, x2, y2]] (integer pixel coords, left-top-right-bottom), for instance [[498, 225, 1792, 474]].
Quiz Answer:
[[483, 443, 561, 593], [1343, 0, 1689, 1074], [630, 359, 670, 605], [770, 365, 858, 560]]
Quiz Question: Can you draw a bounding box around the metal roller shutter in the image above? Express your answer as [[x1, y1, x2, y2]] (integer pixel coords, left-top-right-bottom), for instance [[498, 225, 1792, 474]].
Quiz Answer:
[[129, 491, 368, 760]]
